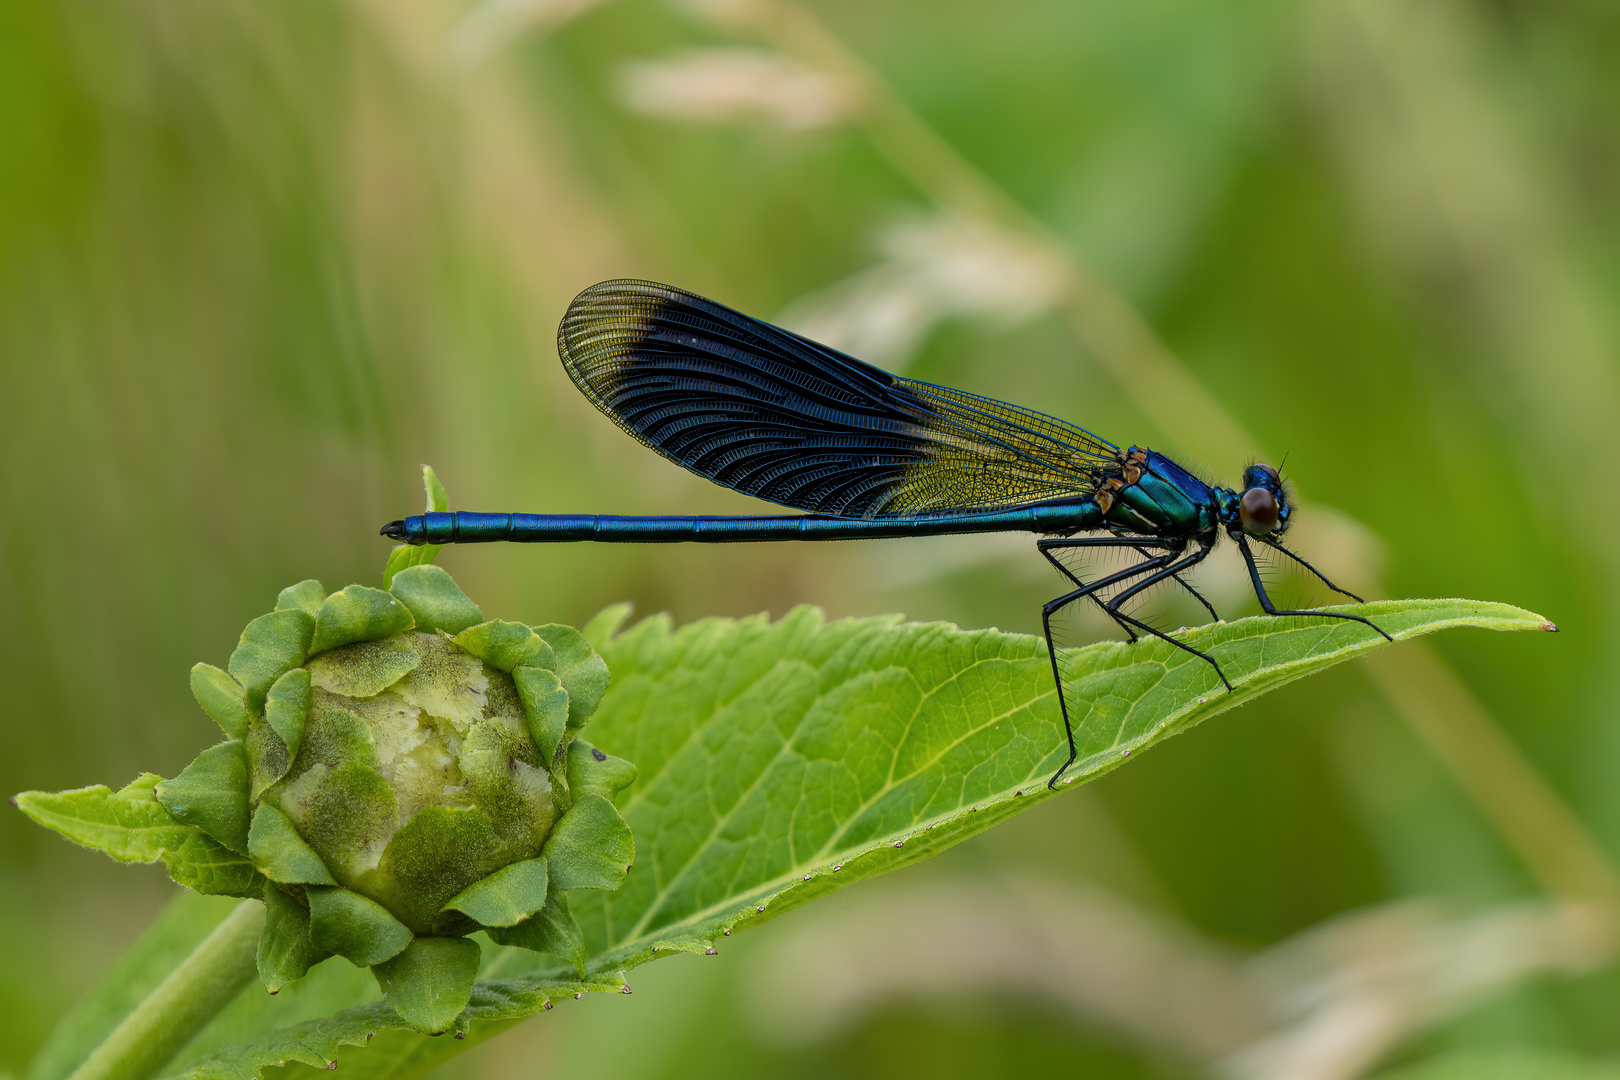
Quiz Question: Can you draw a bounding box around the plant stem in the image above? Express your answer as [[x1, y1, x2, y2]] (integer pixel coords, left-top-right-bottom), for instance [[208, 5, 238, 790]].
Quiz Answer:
[[67, 899, 264, 1080]]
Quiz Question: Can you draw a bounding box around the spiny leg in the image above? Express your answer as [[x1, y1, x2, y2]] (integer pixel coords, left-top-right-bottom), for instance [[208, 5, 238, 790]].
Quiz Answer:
[[1260, 536, 1367, 604], [1117, 540, 1220, 622], [1039, 536, 1181, 644], [1041, 535, 1219, 625], [1101, 544, 1235, 692], [1147, 549, 1222, 623], [1236, 533, 1392, 641], [1041, 544, 1184, 788], [1045, 544, 1184, 647]]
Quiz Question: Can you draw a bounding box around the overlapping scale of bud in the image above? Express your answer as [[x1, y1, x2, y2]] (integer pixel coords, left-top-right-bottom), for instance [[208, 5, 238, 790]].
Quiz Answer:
[[151, 565, 635, 1033]]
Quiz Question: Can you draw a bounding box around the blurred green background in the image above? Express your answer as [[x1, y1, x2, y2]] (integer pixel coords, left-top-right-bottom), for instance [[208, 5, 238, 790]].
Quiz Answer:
[[3, 0, 1618, 1077]]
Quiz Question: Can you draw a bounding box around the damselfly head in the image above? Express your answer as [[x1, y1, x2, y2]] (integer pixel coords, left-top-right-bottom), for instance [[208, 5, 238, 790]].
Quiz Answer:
[[1238, 463, 1291, 536]]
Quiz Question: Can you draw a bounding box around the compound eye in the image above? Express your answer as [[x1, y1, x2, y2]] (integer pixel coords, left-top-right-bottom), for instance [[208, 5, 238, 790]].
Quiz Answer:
[[1243, 462, 1279, 489], [1239, 487, 1279, 535]]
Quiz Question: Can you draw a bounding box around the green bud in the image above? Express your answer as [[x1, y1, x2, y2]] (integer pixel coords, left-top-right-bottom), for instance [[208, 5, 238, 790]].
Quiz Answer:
[[227, 567, 630, 1030], [22, 550, 636, 1036]]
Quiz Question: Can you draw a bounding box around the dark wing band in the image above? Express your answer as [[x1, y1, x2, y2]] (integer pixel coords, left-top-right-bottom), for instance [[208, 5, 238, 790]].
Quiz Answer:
[[556, 279, 1117, 518]]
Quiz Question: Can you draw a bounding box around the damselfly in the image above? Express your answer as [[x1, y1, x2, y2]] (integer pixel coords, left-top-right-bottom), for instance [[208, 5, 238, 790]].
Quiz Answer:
[[383, 280, 1389, 786]]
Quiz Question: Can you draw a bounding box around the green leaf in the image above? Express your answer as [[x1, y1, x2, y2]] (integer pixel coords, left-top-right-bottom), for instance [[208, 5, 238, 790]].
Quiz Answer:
[[262, 668, 309, 763], [305, 636, 421, 699], [542, 793, 634, 892], [306, 887, 413, 967], [14, 775, 263, 898], [532, 624, 609, 728], [370, 804, 503, 933], [563, 599, 1551, 971], [371, 937, 482, 1035], [227, 610, 314, 713], [243, 719, 289, 802], [513, 666, 569, 766], [294, 704, 379, 772], [421, 464, 449, 514], [581, 603, 633, 650], [383, 545, 435, 590], [275, 579, 325, 617], [247, 803, 336, 886], [166, 969, 629, 1079], [258, 883, 332, 993], [441, 857, 549, 928], [155, 741, 251, 855], [382, 465, 450, 588], [309, 586, 415, 657], [388, 565, 483, 634], [285, 760, 399, 887], [486, 891, 588, 976], [128, 599, 1550, 1073], [189, 664, 249, 742], [566, 739, 638, 801], [452, 621, 556, 674]]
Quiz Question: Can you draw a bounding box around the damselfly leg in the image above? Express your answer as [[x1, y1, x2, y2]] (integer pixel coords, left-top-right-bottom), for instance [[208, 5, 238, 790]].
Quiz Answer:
[[1039, 537, 1220, 640], [1039, 535, 1229, 788], [1234, 533, 1393, 641], [1260, 536, 1370, 604]]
